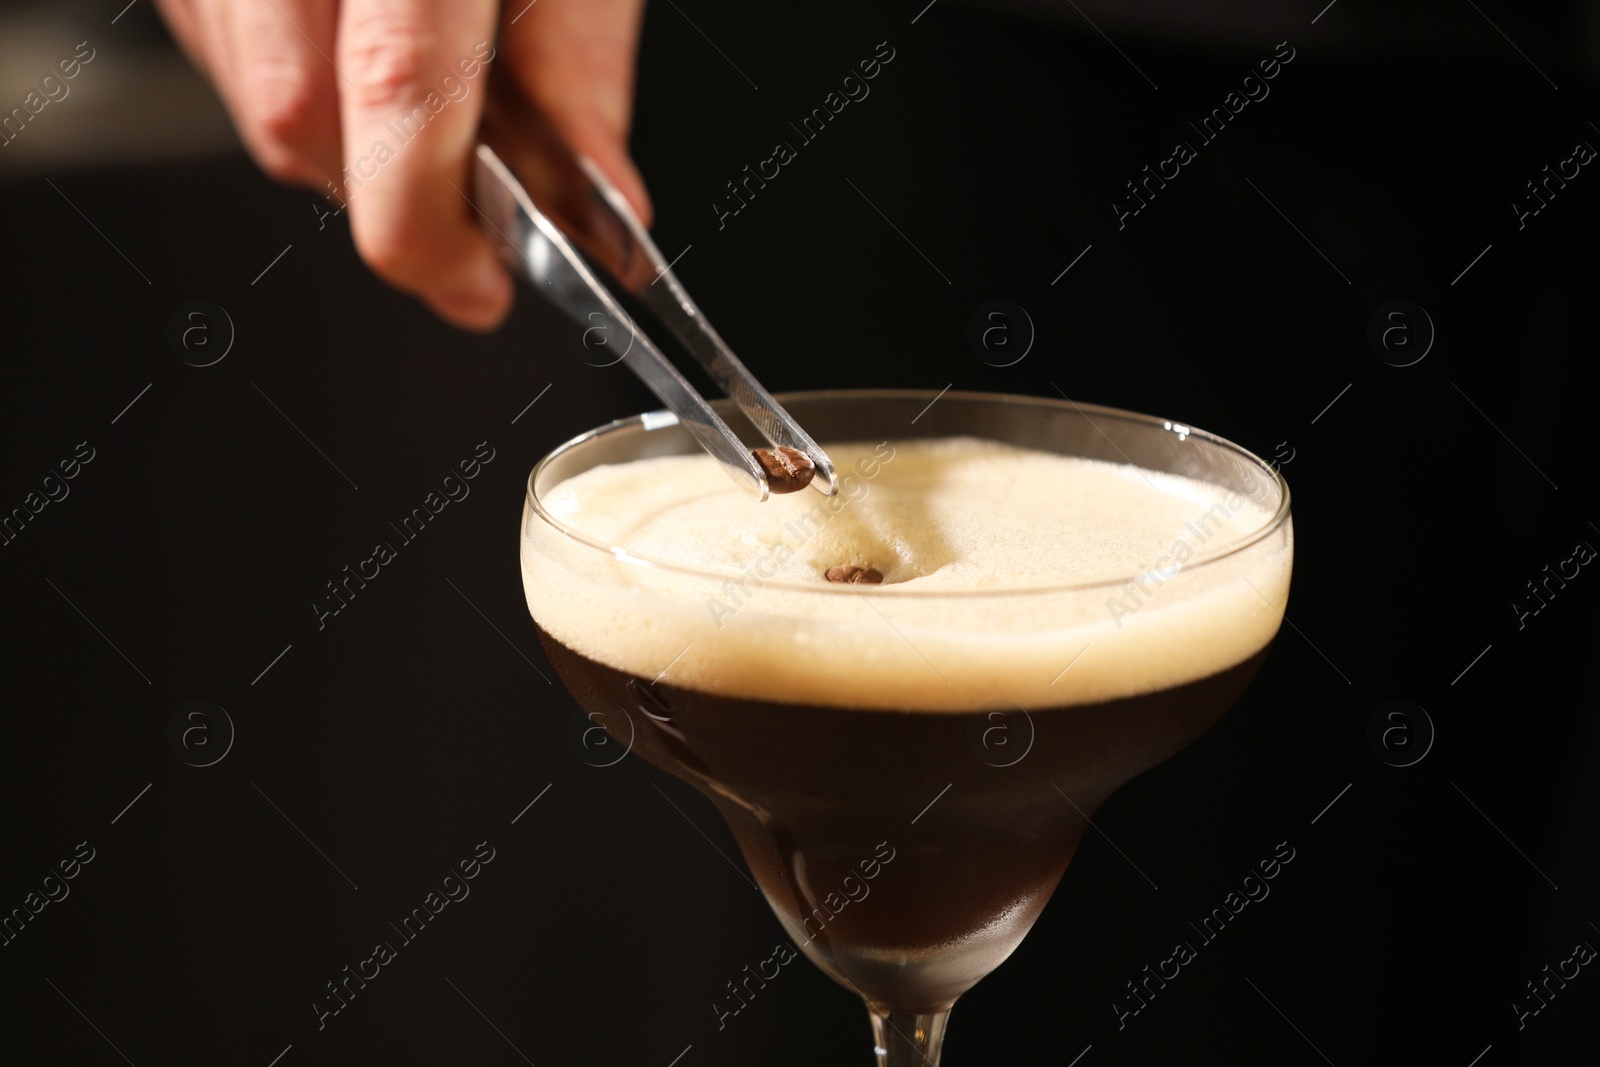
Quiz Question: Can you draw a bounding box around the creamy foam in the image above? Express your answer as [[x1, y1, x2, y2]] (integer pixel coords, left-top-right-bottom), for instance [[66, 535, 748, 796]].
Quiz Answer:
[[522, 437, 1292, 711]]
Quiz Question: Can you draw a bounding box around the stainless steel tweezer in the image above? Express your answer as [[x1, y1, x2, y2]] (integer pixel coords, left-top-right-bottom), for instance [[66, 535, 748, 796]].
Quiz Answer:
[[469, 133, 837, 501]]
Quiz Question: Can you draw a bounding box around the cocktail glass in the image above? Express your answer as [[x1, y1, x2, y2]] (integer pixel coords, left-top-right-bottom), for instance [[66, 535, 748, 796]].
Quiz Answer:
[[521, 390, 1293, 1065]]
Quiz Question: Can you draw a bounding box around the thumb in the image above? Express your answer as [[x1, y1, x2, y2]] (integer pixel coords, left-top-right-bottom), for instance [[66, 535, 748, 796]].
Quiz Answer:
[[499, 0, 652, 227]]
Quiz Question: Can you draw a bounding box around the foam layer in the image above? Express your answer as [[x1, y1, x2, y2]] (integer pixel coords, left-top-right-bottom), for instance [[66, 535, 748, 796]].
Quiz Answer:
[[522, 437, 1293, 711]]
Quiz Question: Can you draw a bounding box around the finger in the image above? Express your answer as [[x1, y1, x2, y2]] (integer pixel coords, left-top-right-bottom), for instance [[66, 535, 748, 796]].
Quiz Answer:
[[155, 1, 252, 150], [500, 0, 652, 226], [198, 0, 343, 186], [337, 0, 511, 330], [225, 0, 343, 185], [153, 0, 207, 73]]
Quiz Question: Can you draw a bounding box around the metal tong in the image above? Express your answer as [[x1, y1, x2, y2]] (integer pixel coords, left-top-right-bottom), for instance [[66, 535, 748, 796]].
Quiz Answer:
[[470, 97, 836, 501]]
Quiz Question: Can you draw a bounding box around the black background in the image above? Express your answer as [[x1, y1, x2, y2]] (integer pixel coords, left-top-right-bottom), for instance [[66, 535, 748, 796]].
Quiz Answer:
[[3, 1, 1598, 1064]]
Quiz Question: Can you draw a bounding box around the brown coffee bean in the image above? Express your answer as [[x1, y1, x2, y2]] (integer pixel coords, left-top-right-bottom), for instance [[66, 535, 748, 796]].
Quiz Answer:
[[825, 565, 884, 585], [753, 446, 815, 494]]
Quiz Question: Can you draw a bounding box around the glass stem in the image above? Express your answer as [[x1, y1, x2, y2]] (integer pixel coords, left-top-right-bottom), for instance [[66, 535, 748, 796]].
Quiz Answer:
[[869, 1004, 951, 1066]]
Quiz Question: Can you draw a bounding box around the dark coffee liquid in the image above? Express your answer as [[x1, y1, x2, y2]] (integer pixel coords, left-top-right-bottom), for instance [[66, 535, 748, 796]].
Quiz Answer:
[[540, 625, 1269, 1011]]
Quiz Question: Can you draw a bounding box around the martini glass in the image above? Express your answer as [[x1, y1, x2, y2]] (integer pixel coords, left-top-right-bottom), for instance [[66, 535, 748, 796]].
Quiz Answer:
[[521, 389, 1293, 1065]]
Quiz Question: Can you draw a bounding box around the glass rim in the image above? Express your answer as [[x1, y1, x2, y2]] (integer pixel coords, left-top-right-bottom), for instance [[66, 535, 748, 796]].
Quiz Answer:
[[524, 388, 1293, 598]]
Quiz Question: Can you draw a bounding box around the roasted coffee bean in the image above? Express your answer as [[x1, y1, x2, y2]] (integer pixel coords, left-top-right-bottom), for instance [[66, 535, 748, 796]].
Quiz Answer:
[[753, 446, 816, 494], [826, 565, 884, 585]]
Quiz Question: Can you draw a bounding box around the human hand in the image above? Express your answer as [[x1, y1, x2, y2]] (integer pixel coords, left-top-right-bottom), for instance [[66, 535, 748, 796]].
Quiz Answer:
[[156, 0, 651, 330]]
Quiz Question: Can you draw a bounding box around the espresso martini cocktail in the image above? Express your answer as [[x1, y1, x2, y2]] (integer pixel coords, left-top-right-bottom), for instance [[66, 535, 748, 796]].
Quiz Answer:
[[520, 390, 1293, 1065]]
